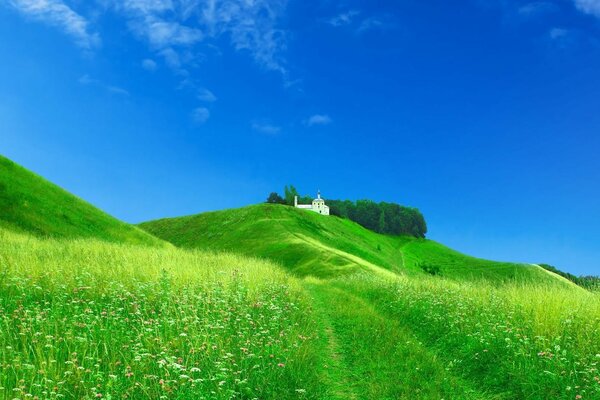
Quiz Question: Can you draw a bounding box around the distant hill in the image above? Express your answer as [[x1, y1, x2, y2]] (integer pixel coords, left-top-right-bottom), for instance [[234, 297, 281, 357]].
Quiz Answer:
[[140, 204, 562, 284], [0, 155, 165, 246]]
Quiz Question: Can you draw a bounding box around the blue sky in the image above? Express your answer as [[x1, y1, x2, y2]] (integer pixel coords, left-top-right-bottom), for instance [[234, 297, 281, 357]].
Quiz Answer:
[[1, 0, 600, 275]]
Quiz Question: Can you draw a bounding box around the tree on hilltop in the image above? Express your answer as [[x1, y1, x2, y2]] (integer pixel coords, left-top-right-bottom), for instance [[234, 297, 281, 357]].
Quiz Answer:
[[284, 185, 299, 206], [266, 192, 286, 204]]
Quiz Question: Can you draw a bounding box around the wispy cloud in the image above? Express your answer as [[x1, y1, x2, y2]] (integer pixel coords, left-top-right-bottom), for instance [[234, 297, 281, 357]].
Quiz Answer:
[[78, 74, 129, 95], [356, 17, 386, 34], [306, 114, 332, 127], [6, 0, 100, 49], [100, 0, 289, 76], [549, 27, 569, 40], [6, 0, 290, 79], [192, 107, 210, 124], [517, 2, 558, 16], [328, 10, 360, 27], [574, 0, 600, 17], [197, 88, 217, 102], [327, 9, 394, 35], [142, 58, 158, 71], [252, 121, 281, 135]]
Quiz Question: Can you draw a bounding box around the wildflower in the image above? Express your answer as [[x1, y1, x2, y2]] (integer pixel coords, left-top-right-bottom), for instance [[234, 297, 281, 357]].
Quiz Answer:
[[277, 363, 285, 368]]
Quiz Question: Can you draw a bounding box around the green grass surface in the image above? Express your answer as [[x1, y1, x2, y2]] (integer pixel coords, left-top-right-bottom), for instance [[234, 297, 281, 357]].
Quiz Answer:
[[2, 159, 597, 399], [1, 227, 596, 399], [326, 274, 600, 399], [140, 204, 563, 284], [0, 228, 324, 399], [0, 155, 165, 246]]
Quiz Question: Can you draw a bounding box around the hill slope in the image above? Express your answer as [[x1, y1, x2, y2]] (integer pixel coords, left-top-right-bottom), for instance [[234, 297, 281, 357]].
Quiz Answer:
[[140, 204, 560, 283], [0, 155, 165, 246]]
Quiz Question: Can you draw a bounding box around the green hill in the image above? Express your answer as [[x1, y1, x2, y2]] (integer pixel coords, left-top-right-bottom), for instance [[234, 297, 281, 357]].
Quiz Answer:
[[140, 203, 560, 284], [0, 155, 165, 246], [1, 158, 596, 399]]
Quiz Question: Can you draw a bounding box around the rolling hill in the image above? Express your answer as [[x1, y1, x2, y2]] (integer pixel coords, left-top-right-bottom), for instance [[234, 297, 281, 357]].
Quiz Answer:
[[1, 156, 596, 399], [0, 155, 165, 246], [140, 203, 562, 284]]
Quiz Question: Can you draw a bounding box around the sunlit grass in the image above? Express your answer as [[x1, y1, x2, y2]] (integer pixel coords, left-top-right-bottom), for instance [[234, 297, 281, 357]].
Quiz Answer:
[[0, 229, 323, 399], [1, 225, 598, 399], [331, 273, 600, 399]]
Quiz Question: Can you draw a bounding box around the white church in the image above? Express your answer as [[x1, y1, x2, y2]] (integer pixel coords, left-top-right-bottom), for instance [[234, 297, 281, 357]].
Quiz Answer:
[[294, 191, 330, 215]]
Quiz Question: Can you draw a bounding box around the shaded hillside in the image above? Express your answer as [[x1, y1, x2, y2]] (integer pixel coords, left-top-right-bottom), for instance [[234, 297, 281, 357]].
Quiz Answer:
[[0, 155, 165, 246], [140, 204, 562, 284]]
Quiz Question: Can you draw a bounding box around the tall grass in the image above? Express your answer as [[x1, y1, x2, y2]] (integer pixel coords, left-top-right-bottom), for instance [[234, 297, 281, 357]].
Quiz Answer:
[[2, 225, 599, 399], [332, 274, 600, 399], [0, 229, 323, 399]]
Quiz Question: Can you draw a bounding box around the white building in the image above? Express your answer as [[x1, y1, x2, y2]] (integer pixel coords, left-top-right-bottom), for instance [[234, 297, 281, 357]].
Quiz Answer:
[[294, 191, 330, 215]]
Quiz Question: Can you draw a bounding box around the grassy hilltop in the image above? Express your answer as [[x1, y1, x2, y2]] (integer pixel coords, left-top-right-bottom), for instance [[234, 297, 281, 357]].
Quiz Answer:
[[1, 154, 598, 399], [140, 203, 561, 284], [0, 155, 165, 246]]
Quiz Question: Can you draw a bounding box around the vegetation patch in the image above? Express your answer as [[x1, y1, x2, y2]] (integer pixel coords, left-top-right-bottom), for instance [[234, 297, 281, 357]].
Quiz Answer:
[[330, 274, 600, 399], [0, 229, 324, 399], [0, 155, 164, 246]]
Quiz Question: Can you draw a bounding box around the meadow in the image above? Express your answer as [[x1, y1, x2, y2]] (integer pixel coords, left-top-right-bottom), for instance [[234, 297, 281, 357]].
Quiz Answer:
[[0, 228, 324, 399], [326, 274, 600, 399], [1, 157, 599, 399], [2, 225, 599, 399]]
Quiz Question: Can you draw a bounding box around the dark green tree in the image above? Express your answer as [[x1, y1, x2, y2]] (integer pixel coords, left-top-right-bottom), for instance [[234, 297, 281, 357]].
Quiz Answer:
[[266, 192, 285, 204], [284, 185, 299, 206], [378, 209, 387, 233]]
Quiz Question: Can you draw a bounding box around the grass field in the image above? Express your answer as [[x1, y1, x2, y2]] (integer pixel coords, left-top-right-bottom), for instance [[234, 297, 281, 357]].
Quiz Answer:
[[326, 274, 600, 399], [1, 227, 598, 399], [1, 155, 598, 399], [0, 228, 324, 399], [140, 204, 564, 285], [0, 155, 164, 247]]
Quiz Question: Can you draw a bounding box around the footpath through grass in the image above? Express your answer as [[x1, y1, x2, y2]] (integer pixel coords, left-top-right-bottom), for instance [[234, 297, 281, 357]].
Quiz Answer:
[[1, 226, 599, 399], [328, 274, 600, 400], [304, 279, 488, 400], [140, 204, 559, 285]]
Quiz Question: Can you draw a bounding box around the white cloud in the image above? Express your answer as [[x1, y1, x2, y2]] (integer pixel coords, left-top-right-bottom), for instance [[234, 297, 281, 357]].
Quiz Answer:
[[328, 10, 360, 27], [102, 0, 288, 75], [107, 86, 130, 96], [7, 0, 291, 82], [306, 114, 332, 127], [78, 74, 96, 85], [549, 27, 569, 40], [574, 0, 600, 17], [328, 9, 394, 35], [78, 74, 129, 95], [252, 121, 280, 135], [6, 0, 100, 49], [197, 88, 217, 102], [517, 2, 558, 16], [192, 106, 210, 123], [129, 16, 204, 48], [159, 47, 183, 69], [142, 58, 158, 71], [356, 17, 385, 34]]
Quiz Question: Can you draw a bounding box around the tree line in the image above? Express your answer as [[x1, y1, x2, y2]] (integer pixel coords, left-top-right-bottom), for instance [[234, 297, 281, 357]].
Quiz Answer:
[[266, 185, 427, 238], [539, 264, 600, 292]]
